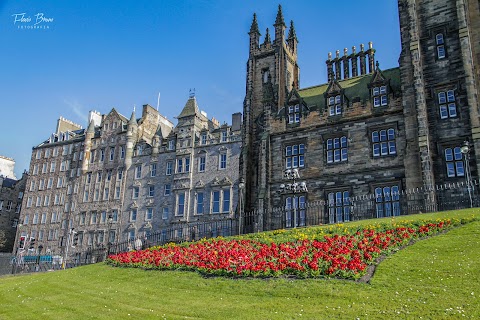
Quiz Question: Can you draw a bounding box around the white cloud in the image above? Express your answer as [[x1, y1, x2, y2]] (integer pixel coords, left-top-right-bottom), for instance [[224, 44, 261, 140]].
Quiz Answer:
[[63, 99, 88, 124]]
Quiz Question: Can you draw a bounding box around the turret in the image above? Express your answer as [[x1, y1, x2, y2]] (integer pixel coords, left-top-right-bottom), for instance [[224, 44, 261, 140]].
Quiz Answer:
[[249, 13, 260, 54], [287, 20, 298, 54], [81, 120, 95, 173], [125, 110, 138, 170], [274, 5, 286, 45]]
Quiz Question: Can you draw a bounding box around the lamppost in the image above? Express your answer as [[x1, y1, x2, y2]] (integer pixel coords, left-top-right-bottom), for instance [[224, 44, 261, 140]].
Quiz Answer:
[[460, 140, 474, 208], [63, 228, 76, 270], [280, 168, 308, 228], [238, 178, 245, 235], [106, 214, 113, 257]]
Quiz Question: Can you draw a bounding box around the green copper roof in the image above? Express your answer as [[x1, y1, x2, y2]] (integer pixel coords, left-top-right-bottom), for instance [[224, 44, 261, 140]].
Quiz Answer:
[[298, 67, 401, 110], [177, 97, 199, 118]]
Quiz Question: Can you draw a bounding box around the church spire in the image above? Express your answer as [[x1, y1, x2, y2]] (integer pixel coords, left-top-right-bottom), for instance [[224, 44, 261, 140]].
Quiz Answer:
[[263, 28, 271, 46], [274, 5, 286, 44], [249, 13, 260, 54], [287, 20, 297, 41], [274, 4, 285, 27], [249, 13, 260, 35]]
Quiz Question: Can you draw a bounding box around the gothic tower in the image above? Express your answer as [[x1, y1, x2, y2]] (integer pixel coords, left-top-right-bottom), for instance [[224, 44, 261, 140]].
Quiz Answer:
[[241, 5, 300, 221]]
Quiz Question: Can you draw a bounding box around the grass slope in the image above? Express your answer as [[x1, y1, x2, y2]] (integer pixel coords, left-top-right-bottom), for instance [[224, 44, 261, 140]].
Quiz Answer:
[[0, 210, 479, 319]]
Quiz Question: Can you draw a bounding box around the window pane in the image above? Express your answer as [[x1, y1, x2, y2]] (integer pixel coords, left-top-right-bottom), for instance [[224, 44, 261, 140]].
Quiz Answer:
[[389, 141, 397, 154], [374, 97, 380, 107], [373, 143, 380, 157], [446, 163, 455, 177], [373, 87, 379, 96], [454, 147, 462, 160], [447, 90, 455, 102], [286, 146, 292, 156], [334, 149, 340, 162], [292, 145, 298, 155], [456, 162, 465, 176], [438, 92, 446, 104], [299, 144, 305, 154], [341, 148, 348, 161], [381, 142, 388, 155], [341, 136, 347, 148], [380, 130, 387, 141], [388, 129, 395, 140], [335, 95, 341, 104], [436, 33, 444, 45], [327, 139, 333, 150], [440, 105, 448, 119], [327, 151, 333, 163], [381, 95, 388, 106], [372, 131, 379, 143], [329, 97, 334, 105], [437, 46, 446, 59], [448, 103, 457, 117], [334, 138, 340, 149], [380, 86, 387, 94], [375, 188, 383, 202]]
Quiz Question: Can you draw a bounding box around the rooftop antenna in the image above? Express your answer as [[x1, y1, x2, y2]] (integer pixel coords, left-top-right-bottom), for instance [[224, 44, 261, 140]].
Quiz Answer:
[[157, 92, 161, 111]]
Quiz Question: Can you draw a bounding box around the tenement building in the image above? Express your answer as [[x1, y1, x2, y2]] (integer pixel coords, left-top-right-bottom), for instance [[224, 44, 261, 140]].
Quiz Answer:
[[15, 99, 241, 255], [0, 161, 26, 252], [241, 2, 480, 230]]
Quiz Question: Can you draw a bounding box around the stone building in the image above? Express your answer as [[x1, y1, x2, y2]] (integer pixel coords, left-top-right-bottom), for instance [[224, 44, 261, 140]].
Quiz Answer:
[[241, 2, 480, 229], [0, 167, 27, 252], [14, 97, 241, 255]]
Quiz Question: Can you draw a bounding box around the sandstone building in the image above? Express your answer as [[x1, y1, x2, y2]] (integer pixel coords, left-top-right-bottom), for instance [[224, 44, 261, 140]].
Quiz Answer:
[[241, 1, 480, 229], [15, 98, 241, 255]]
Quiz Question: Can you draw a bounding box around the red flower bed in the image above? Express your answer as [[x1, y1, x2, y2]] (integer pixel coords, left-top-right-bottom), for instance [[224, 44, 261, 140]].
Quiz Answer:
[[107, 220, 451, 279]]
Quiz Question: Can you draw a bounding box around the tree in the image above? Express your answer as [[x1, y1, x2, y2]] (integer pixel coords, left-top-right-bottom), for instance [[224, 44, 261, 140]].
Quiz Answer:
[[0, 230, 6, 251]]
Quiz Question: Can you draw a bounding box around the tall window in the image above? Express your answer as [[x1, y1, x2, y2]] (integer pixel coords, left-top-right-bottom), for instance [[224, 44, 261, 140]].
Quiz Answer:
[[135, 165, 142, 179], [97, 171, 102, 182], [150, 163, 157, 177], [177, 193, 185, 216], [164, 184, 171, 196], [375, 186, 400, 217], [436, 33, 446, 59], [146, 208, 153, 220], [130, 209, 137, 222], [162, 208, 169, 220], [288, 104, 300, 124], [445, 147, 464, 177], [148, 185, 155, 197], [326, 136, 348, 163], [221, 131, 228, 142], [212, 191, 220, 213], [372, 86, 387, 107], [201, 133, 207, 145], [117, 169, 123, 180], [222, 189, 230, 213], [438, 90, 457, 119], [372, 129, 396, 157], [219, 154, 227, 169], [285, 144, 305, 169], [100, 149, 105, 162], [109, 147, 115, 161], [166, 162, 173, 175], [168, 140, 175, 151], [133, 187, 139, 199], [120, 146, 125, 159], [198, 155, 206, 172], [327, 191, 350, 223], [328, 95, 342, 116], [285, 196, 306, 228], [196, 192, 204, 214], [177, 158, 183, 173]]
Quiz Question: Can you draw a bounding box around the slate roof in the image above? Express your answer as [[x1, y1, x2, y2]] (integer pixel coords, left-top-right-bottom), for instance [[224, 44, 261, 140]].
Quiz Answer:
[[177, 97, 200, 118], [298, 67, 401, 110], [1, 177, 17, 188]]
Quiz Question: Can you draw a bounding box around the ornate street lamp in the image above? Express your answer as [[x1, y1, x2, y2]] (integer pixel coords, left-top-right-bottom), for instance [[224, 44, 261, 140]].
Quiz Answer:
[[460, 141, 474, 208]]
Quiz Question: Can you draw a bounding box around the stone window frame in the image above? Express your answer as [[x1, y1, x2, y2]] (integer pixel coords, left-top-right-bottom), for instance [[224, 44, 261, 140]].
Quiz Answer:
[[368, 124, 398, 159], [436, 89, 457, 120], [147, 185, 155, 198], [219, 153, 227, 170], [324, 134, 348, 165], [166, 161, 173, 175], [145, 208, 153, 221], [198, 151, 207, 172], [327, 95, 343, 116], [436, 33, 446, 60], [442, 145, 465, 178], [176, 192, 186, 216], [195, 191, 204, 215], [371, 183, 401, 218], [287, 103, 301, 124], [284, 141, 306, 170], [325, 188, 351, 224], [164, 184, 171, 196], [132, 186, 140, 199], [284, 194, 307, 228]]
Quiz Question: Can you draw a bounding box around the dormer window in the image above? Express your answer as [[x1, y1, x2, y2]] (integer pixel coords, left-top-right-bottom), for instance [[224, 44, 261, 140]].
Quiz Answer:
[[288, 104, 300, 124], [436, 33, 446, 59], [201, 133, 207, 145], [328, 96, 342, 116], [373, 86, 388, 107], [221, 131, 228, 142], [168, 140, 175, 151]]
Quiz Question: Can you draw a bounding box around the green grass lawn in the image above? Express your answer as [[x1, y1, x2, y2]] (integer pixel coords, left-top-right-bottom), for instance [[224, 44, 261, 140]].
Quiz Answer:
[[1, 209, 479, 319]]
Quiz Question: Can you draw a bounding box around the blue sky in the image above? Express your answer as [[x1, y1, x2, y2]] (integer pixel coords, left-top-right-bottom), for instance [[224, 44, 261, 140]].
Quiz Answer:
[[0, 0, 400, 177]]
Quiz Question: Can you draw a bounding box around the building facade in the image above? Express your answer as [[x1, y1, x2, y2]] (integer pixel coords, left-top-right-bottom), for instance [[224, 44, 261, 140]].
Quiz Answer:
[[241, 2, 480, 229], [0, 170, 26, 252], [14, 98, 241, 255]]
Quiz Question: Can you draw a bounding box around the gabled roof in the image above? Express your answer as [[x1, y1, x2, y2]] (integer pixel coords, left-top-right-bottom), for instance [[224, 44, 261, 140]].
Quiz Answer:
[[177, 97, 200, 118], [298, 67, 401, 110]]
